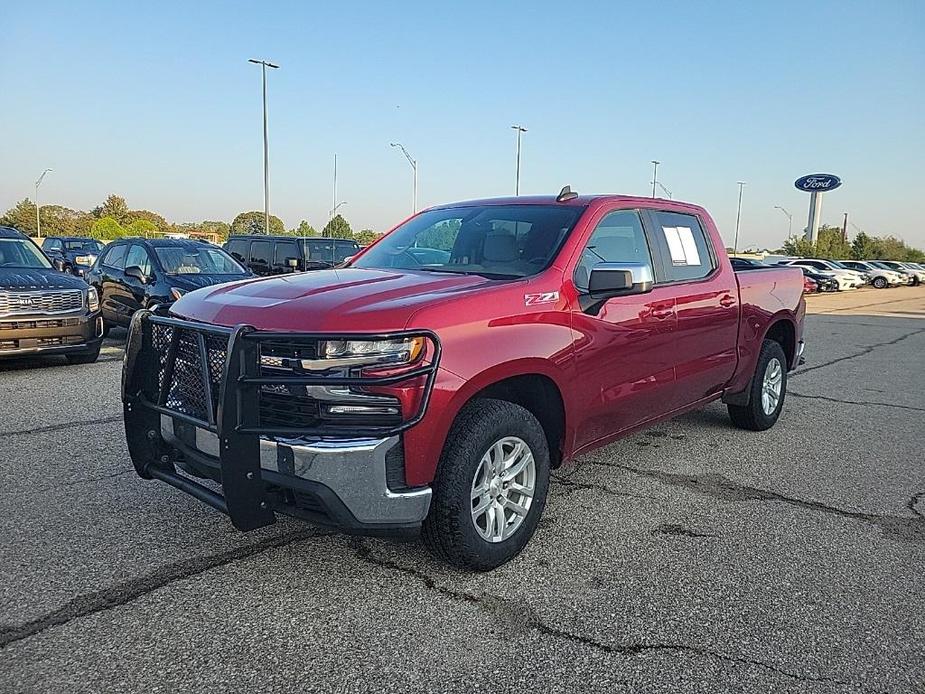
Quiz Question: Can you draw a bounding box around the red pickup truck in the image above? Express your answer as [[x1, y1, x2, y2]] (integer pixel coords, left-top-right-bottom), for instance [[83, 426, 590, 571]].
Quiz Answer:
[[122, 190, 805, 570]]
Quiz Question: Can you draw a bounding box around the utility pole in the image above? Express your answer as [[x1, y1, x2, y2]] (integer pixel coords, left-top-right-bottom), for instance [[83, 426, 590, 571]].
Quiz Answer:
[[332, 154, 337, 224], [511, 125, 527, 195], [34, 169, 52, 237], [733, 181, 746, 254], [248, 58, 279, 234], [651, 160, 660, 198], [842, 212, 848, 243], [390, 142, 418, 214]]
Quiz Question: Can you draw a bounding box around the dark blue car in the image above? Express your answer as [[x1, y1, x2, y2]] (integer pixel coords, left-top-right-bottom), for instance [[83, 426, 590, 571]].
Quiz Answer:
[[85, 238, 251, 334], [41, 237, 106, 278]]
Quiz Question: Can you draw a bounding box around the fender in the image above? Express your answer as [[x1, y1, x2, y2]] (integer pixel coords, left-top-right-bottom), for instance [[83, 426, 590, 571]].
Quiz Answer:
[[723, 309, 799, 405]]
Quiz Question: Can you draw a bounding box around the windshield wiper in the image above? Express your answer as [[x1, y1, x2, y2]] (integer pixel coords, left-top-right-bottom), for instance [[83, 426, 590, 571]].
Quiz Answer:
[[411, 267, 521, 280]]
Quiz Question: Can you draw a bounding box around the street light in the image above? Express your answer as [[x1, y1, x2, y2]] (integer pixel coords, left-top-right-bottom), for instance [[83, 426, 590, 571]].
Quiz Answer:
[[330, 201, 347, 219], [34, 169, 53, 237], [390, 142, 418, 214], [511, 125, 527, 195], [650, 160, 660, 198], [733, 181, 746, 254], [773, 205, 793, 239], [248, 58, 280, 234], [654, 181, 672, 199]]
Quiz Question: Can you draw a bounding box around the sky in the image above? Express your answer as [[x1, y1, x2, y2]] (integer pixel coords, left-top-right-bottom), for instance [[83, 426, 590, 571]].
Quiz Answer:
[[1, 0, 923, 249]]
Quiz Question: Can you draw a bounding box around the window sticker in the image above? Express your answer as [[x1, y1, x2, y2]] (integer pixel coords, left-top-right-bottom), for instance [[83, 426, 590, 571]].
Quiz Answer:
[[662, 226, 702, 266]]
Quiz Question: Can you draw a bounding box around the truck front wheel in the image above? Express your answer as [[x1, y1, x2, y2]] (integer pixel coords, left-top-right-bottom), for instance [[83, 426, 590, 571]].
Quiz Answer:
[[727, 339, 788, 431], [423, 398, 550, 571]]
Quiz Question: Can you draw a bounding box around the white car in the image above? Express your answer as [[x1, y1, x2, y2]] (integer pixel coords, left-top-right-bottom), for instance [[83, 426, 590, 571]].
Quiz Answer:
[[877, 260, 924, 286], [777, 259, 864, 290], [840, 260, 903, 289]]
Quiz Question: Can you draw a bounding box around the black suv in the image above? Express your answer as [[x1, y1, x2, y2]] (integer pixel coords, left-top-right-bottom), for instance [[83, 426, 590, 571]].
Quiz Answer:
[[224, 236, 360, 276], [41, 237, 106, 278], [0, 226, 103, 363], [85, 238, 251, 333]]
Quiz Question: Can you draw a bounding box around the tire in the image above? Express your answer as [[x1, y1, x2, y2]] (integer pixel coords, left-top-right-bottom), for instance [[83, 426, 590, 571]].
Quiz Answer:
[[872, 276, 887, 289], [423, 398, 550, 571], [66, 342, 102, 365], [727, 339, 788, 431]]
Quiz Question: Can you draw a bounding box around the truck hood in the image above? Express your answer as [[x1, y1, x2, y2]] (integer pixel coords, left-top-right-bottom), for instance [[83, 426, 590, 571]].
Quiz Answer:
[[0, 268, 89, 291], [170, 267, 496, 331]]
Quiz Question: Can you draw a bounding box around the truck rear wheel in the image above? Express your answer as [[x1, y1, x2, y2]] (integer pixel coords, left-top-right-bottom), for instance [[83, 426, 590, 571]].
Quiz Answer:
[[727, 339, 788, 431], [423, 398, 550, 571]]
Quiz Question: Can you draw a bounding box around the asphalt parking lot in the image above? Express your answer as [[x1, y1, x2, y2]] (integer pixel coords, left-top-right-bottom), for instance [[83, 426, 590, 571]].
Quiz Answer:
[[1, 288, 923, 694]]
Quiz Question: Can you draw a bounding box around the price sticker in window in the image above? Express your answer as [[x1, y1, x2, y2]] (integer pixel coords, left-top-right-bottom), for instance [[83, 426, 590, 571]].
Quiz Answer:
[[662, 226, 701, 266]]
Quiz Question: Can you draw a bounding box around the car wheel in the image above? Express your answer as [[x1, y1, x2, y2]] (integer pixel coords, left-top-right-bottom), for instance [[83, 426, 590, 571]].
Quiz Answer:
[[727, 339, 788, 431], [66, 343, 102, 365], [423, 398, 550, 571], [872, 277, 887, 289]]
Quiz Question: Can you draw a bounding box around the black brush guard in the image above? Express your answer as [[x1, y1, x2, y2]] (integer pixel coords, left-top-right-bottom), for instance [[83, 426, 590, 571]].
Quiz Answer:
[[122, 309, 440, 531]]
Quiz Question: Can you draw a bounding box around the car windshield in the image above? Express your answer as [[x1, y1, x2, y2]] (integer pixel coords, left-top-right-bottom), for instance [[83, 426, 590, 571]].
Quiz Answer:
[[353, 204, 585, 279], [868, 261, 892, 270], [0, 238, 53, 269], [828, 261, 852, 269], [64, 239, 103, 252], [154, 245, 246, 275]]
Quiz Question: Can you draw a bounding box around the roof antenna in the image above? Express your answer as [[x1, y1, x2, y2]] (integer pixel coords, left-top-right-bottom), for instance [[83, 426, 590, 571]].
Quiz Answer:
[[557, 185, 578, 202]]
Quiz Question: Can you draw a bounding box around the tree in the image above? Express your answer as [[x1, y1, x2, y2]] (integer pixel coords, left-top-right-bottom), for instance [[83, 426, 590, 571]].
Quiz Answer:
[[295, 220, 317, 236], [230, 211, 285, 235], [128, 209, 169, 233], [90, 216, 128, 240], [418, 219, 459, 250], [1, 199, 38, 235], [322, 214, 352, 239], [354, 229, 381, 246], [850, 232, 880, 260], [96, 195, 131, 225], [125, 219, 158, 237], [781, 225, 850, 260]]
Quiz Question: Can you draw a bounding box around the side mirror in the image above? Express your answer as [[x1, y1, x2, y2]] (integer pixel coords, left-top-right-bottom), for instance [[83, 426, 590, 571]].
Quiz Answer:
[[125, 265, 148, 283], [286, 257, 299, 269], [588, 262, 654, 300]]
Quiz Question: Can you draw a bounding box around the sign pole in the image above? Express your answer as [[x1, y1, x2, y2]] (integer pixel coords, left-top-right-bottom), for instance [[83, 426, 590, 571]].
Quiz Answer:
[[806, 191, 823, 244]]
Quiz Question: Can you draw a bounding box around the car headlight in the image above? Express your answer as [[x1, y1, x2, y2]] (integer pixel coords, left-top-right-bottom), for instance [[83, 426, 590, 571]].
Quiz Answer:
[[305, 337, 426, 370], [87, 287, 100, 312], [170, 287, 187, 301], [75, 255, 92, 265]]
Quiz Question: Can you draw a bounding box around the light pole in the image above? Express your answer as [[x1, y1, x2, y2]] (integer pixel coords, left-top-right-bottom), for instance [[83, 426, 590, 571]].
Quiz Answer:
[[511, 125, 527, 195], [773, 205, 793, 239], [733, 181, 746, 254], [650, 160, 660, 198], [248, 58, 279, 234], [330, 201, 347, 219], [34, 169, 52, 237], [655, 181, 672, 199], [390, 142, 417, 214]]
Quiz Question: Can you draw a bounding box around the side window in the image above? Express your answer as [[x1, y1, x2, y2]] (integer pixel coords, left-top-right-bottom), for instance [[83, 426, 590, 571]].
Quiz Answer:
[[44, 239, 62, 251], [274, 241, 300, 266], [226, 240, 249, 263], [250, 241, 271, 267], [125, 244, 152, 275], [651, 211, 714, 282], [574, 210, 651, 291], [102, 244, 127, 270], [308, 240, 334, 261]]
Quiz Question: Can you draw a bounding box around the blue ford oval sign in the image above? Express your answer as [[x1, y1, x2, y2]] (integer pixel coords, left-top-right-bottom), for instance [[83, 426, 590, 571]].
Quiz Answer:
[[795, 173, 842, 192]]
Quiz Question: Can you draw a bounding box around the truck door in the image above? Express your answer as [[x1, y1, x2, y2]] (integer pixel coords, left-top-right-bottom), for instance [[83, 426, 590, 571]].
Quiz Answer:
[[569, 208, 678, 447], [643, 209, 739, 410], [121, 244, 154, 320], [98, 243, 128, 324]]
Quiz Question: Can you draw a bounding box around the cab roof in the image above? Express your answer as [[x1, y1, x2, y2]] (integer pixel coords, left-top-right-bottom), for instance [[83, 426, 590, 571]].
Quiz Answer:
[[427, 194, 706, 215], [0, 226, 28, 239]]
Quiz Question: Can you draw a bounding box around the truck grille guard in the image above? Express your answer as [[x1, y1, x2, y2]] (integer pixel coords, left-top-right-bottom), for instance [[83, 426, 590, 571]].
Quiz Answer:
[[121, 309, 441, 530]]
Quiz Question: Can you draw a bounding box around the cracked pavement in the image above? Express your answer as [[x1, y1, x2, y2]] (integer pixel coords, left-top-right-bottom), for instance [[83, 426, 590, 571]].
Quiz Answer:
[[1, 290, 923, 693]]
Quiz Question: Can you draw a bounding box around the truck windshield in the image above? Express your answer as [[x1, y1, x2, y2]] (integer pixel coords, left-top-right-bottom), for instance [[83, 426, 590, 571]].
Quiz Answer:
[[64, 240, 104, 252], [353, 204, 585, 279], [0, 239, 53, 269], [155, 246, 247, 275]]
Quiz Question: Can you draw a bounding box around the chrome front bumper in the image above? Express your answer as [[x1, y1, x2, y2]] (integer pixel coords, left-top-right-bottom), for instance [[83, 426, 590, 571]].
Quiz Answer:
[[160, 416, 432, 527]]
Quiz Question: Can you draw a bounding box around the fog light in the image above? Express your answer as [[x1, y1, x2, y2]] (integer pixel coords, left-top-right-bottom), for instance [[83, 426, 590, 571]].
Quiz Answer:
[[326, 404, 400, 416]]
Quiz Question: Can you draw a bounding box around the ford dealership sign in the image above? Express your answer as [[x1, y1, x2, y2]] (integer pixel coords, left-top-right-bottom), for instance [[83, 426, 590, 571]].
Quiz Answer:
[[794, 173, 842, 193]]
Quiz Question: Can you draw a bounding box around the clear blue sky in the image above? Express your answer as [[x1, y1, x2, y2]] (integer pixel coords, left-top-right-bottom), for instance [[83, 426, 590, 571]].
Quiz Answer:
[[2, 0, 923, 249]]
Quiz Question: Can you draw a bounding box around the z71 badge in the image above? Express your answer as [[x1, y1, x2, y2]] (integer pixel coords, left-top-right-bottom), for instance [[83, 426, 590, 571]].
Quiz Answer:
[[524, 291, 559, 306]]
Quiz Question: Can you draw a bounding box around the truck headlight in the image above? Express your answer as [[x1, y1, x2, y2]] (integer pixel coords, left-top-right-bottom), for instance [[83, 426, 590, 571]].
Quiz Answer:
[[75, 255, 92, 265], [87, 287, 100, 312], [170, 287, 187, 301], [311, 337, 426, 369]]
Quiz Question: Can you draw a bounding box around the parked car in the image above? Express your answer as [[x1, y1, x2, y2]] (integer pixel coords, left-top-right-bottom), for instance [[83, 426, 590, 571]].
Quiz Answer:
[[798, 267, 838, 292], [802, 275, 818, 293], [0, 226, 103, 363], [776, 259, 864, 290], [122, 191, 805, 570], [840, 260, 903, 288], [864, 261, 915, 286], [729, 257, 767, 270], [223, 235, 361, 276], [40, 237, 106, 278], [875, 260, 924, 286], [86, 238, 251, 334]]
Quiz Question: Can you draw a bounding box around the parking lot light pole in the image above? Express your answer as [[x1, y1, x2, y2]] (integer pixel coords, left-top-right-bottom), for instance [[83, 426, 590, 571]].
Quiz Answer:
[[733, 181, 746, 254], [390, 142, 417, 214], [774, 205, 793, 239], [655, 181, 672, 199], [650, 160, 660, 198], [249, 58, 279, 234], [34, 168, 52, 237], [511, 125, 527, 195]]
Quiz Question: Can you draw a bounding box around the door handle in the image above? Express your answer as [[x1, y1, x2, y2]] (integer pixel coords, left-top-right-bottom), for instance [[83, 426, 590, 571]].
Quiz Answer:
[[719, 295, 736, 308], [651, 307, 674, 320]]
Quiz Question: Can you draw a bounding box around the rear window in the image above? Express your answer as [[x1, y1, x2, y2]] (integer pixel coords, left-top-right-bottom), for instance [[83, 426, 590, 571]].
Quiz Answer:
[[650, 211, 714, 282], [274, 241, 300, 265], [250, 241, 271, 267]]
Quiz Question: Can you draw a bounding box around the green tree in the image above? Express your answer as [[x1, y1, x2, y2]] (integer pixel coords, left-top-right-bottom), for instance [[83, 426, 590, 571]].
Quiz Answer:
[[781, 225, 850, 259], [230, 211, 285, 235], [95, 195, 131, 225], [850, 232, 880, 260], [1, 199, 38, 235], [125, 219, 158, 237], [322, 214, 352, 238], [354, 229, 381, 246], [90, 216, 128, 240], [127, 209, 169, 233], [418, 219, 460, 250], [295, 220, 317, 236]]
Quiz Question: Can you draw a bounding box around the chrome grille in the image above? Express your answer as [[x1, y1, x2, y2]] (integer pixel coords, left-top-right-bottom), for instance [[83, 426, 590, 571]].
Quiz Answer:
[[0, 290, 84, 316]]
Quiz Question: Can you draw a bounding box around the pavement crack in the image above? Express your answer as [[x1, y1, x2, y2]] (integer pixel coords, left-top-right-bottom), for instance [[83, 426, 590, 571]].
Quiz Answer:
[[0, 529, 332, 649], [608, 463, 925, 545], [908, 492, 925, 520], [652, 522, 716, 538], [792, 328, 925, 377], [0, 414, 123, 438], [550, 475, 656, 501], [788, 391, 925, 413], [351, 540, 855, 688]]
